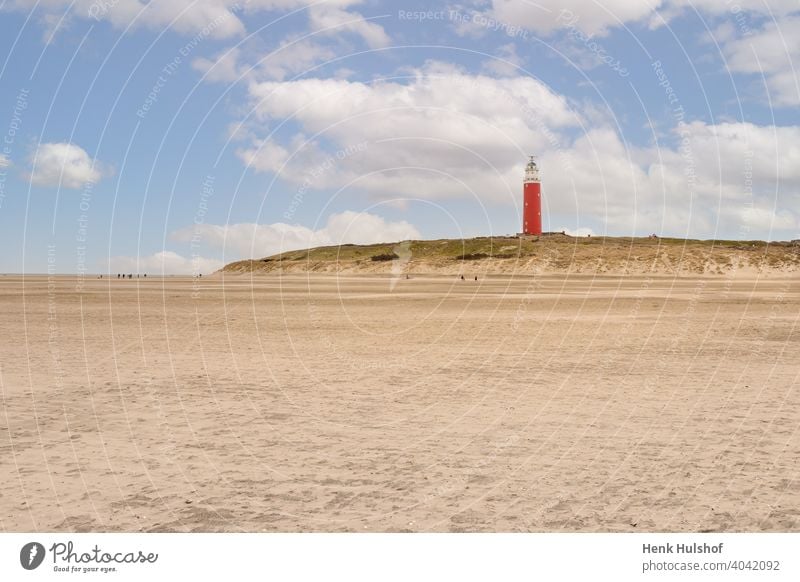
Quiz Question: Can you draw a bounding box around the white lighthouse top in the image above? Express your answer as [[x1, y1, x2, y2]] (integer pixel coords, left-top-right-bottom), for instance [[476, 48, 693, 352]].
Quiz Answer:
[[524, 155, 540, 183]]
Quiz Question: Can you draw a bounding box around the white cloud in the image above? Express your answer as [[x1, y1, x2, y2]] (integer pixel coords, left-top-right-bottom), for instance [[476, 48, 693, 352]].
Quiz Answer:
[[481, 43, 525, 77], [170, 211, 421, 258], [307, 3, 390, 48], [562, 227, 595, 237], [323, 210, 420, 244], [6, 0, 246, 40], [192, 46, 245, 83], [28, 142, 106, 189], [7, 0, 389, 46], [215, 35, 800, 239], [259, 38, 339, 79], [232, 61, 800, 238], [237, 64, 578, 201], [193, 38, 338, 84], [0, 154, 9, 168], [107, 251, 223, 275], [740, 206, 798, 231], [718, 15, 800, 106], [484, 0, 662, 36], [236, 139, 291, 173], [667, 0, 799, 20], [454, 0, 800, 105], [540, 121, 800, 237], [39, 11, 70, 44], [460, 0, 799, 38]]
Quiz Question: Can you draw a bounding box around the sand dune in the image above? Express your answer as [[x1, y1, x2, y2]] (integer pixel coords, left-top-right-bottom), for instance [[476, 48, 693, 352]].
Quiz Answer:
[[223, 235, 800, 277], [1, 273, 798, 532]]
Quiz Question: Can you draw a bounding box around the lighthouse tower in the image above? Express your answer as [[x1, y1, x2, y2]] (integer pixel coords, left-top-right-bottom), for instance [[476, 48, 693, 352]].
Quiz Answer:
[[522, 156, 542, 236]]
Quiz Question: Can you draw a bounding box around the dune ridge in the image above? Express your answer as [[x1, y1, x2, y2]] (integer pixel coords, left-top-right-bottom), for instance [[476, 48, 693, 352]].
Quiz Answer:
[[221, 234, 800, 277]]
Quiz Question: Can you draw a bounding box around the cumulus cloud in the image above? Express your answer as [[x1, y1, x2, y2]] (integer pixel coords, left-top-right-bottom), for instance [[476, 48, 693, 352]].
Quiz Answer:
[[718, 15, 800, 106], [740, 206, 798, 232], [445, 0, 663, 38], [192, 46, 246, 83], [307, 3, 390, 48], [7, 0, 389, 47], [539, 121, 800, 238], [247, 0, 390, 48], [464, 0, 800, 37], [170, 211, 421, 258], [0, 154, 9, 168], [667, 0, 799, 20], [28, 142, 106, 189], [481, 43, 525, 77], [236, 64, 578, 202], [229, 58, 800, 238], [107, 251, 223, 275], [486, 0, 660, 36], [236, 140, 291, 174], [193, 37, 340, 83], [5, 0, 245, 40]]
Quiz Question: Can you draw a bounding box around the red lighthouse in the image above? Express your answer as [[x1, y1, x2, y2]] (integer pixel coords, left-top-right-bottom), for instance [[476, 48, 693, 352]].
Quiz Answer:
[[522, 156, 542, 235]]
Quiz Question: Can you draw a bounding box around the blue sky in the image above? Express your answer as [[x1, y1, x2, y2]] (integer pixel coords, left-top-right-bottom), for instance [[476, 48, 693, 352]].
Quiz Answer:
[[0, 0, 798, 273]]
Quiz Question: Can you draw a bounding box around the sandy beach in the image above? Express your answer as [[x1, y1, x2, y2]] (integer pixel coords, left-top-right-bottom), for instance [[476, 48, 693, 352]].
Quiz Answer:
[[1, 273, 798, 532]]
